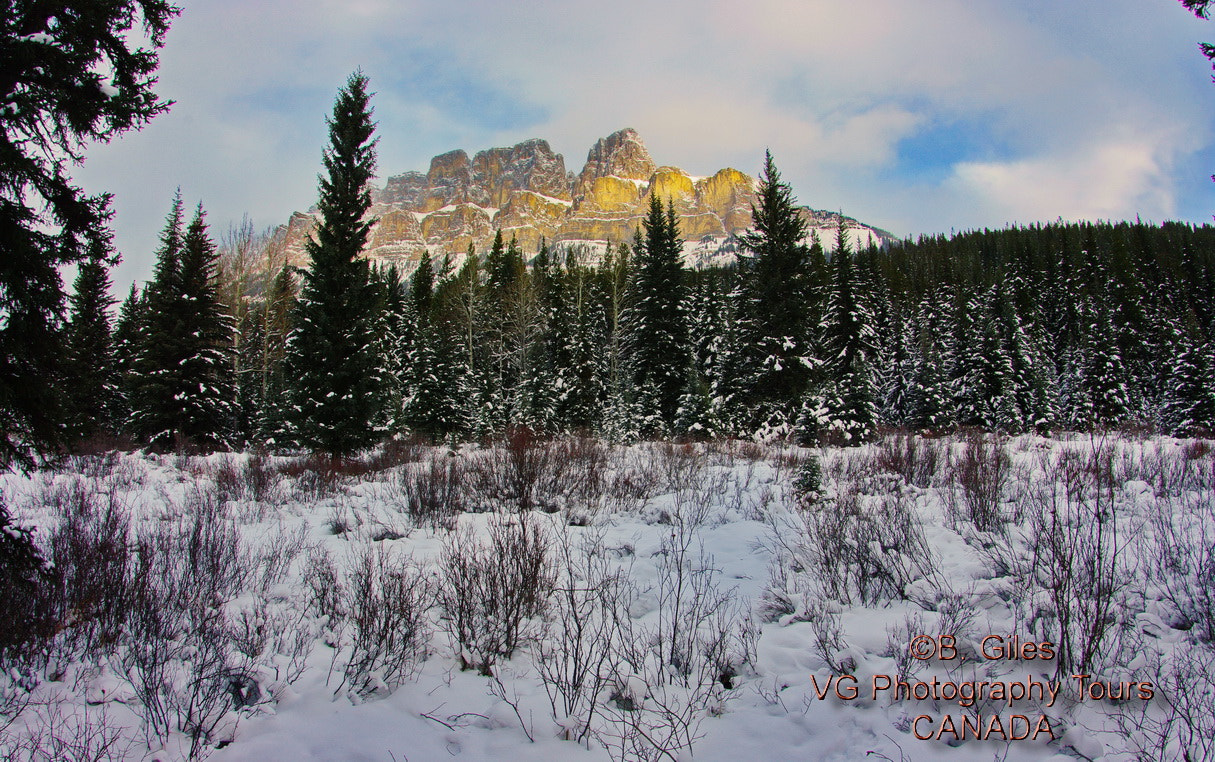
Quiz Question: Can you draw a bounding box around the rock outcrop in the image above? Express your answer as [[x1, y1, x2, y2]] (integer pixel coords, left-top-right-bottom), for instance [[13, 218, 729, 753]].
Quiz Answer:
[[272, 128, 895, 273]]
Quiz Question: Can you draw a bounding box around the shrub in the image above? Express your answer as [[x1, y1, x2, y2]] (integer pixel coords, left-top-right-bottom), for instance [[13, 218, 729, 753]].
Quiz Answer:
[[0, 490, 56, 670], [339, 546, 434, 699], [875, 431, 943, 488], [438, 513, 554, 674], [947, 432, 1011, 532], [396, 455, 465, 530], [47, 481, 133, 659]]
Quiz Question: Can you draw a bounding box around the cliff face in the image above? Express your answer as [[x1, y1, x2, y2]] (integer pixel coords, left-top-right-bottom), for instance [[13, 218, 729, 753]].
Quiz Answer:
[[271, 128, 895, 273]]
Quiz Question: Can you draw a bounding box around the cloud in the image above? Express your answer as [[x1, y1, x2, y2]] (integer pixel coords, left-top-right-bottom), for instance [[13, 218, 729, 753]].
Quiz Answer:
[[71, 0, 1215, 287], [951, 131, 1185, 224]]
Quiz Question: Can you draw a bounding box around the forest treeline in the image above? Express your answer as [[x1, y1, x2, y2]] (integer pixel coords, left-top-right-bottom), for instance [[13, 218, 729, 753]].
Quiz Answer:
[[66, 210, 1215, 455], [59, 78, 1215, 458]]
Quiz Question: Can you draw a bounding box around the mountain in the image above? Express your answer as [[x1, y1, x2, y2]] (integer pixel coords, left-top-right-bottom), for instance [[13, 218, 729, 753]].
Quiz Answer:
[[266, 128, 896, 273]]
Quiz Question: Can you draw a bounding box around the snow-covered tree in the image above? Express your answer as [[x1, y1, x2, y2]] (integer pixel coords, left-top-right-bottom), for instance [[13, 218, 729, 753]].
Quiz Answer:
[[284, 72, 387, 457], [620, 196, 689, 430]]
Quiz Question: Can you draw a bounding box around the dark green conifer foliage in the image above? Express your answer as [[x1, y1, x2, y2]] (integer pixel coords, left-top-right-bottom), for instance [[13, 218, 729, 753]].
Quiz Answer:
[[253, 265, 298, 446], [411, 251, 435, 319], [284, 72, 386, 457], [129, 201, 234, 450], [63, 239, 120, 443], [799, 224, 877, 445], [111, 282, 145, 425], [622, 196, 689, 429], [127, 192, 186, 446], [173, 206, 235, 448], [1164, 335, 1215, 434], [734, 152, 812, 430], [1, 0, 179, 468]]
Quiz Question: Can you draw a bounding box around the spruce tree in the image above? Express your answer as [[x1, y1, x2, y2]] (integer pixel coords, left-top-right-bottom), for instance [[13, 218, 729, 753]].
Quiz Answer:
[[398, 256, 462, 437], [112, 282, 146, 428], [63, 239, 120, 444], [127, 192, 187, 446], [128, 200, 234, 450], [1162, 334, 1215, 435], [620, 196, 689, 430], [798, 223, 878, 445], [283, 72, 386, 458], [255, 265, 297, 446], [734, 152, 813, 433], [1, 0, 178, 468], [173, 206, 235, 448]]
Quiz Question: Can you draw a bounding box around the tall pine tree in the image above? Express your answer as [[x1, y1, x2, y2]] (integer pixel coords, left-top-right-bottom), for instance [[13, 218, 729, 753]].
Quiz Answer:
[[128, 200, 234, 450], [621, 196, 689, 431], [173, 206, 235, 448], [62, 237, 120, 443], [734, 152, 813, 435], [283, 72, 386, 457]]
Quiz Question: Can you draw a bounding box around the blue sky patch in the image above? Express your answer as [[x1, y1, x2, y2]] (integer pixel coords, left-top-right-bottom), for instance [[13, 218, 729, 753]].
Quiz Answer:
[[890, 116, 1017, 184]]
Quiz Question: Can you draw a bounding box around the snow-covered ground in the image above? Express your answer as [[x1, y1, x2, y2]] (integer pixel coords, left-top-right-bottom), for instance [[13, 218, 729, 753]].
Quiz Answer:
[[2, 432, 1212, 761]]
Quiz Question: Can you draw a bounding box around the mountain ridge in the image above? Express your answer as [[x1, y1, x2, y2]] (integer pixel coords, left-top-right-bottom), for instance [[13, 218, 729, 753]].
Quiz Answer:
[[267, 128, 897, 273]]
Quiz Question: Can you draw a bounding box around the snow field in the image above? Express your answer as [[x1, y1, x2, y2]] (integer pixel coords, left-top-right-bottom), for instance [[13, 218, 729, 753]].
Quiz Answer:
[[1, 432, 1212, 761]]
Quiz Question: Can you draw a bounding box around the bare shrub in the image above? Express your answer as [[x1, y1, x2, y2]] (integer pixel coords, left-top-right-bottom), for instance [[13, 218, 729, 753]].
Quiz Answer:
[[598, 523, 751, 762], [649, 526, 744, 684], [303, 547, 344, 637], [252, 522, 308, 594], [338, 546, 435, 699], [467, 425, 560, 511], [46, 480, 132, 659], [122, 487, 250, 757], [1, 700, 130, 762], [1146, 490, 1215, 643], [536, 527, 623, 744], [1110, 630, 1215, 762], [395, 455, 465, 530], [277, 453, 342, 500], [363, 435, 428, 473], [805, 601, 854, 675], [652, 441, 706, 493], [1117, 442, 1215, 498], [797, 484, 938, 606], [325, 505, 351, 536], [210, 455, 244, 503], [884, 613, 929, 685], [548, 435, 611, 520], [876, 431, 943, 488], [946, 432, 1011, 532], [603, 448, 661, 514], [439, 513, 554, 674], [1014, 441, 1130, 678]]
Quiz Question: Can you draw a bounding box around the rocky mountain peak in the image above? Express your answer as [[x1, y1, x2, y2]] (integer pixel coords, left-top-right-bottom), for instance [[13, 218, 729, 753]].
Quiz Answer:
[[272, 128, 895, 274], [574, 128, 656, 197]]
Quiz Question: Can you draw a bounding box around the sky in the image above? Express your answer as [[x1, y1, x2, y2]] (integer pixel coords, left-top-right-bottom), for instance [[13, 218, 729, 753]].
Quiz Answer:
[[74, 0, 1215, 288]]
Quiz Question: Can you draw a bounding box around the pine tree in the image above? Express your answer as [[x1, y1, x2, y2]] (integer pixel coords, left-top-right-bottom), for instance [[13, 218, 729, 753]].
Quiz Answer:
[[127, 192, 187, 446], [254, 265, 297, 446], [62, 238, 120, 444], [398, 256, 462, 437], [733, 151, 813, 433], [112, 282, 146, 428], [1162, 334, 1215, 435], [128, 201, 234, 450], [799, 223, 878, 445], [674, 364, 719, 439], [283, 72, 386, 458], [173, 206, 235, 448], [620, 196, 689, 430], [1, 0, 179, 468]]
